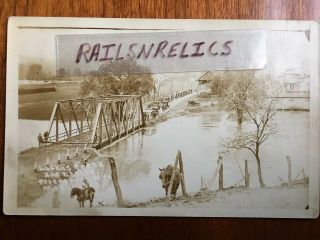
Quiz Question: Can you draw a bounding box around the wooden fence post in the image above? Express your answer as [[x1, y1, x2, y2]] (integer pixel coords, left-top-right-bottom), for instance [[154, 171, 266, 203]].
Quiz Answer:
[[219, 161, 223, 190], [201, 177, 205, 189], [46, 156, 50, 167], [206, 155, 223, 190], [286, 156, 292, 184], [76, 146, 79, 157], [108, 157, 125, 207], [34, 161, 38, 172], [67, 149, 70, 160], [167, 153, 179, 199], [245, 159, 249, 188], [302, 168, 306, 187], [177, 151, 187, 197]]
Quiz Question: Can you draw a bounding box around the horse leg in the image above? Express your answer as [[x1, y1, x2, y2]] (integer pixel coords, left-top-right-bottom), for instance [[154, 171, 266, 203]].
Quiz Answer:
[[90, 194, 94, 207], [165, 188, 168, 196], [78, 200, 81, 208]]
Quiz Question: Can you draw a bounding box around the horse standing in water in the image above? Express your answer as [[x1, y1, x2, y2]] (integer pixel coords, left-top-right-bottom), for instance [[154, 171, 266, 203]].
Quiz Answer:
[[70, 187, 95, 208], [159, 165, 181, 198]]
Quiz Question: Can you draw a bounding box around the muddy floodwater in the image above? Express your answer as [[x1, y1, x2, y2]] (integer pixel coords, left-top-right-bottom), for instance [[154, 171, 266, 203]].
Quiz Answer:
[[26, 104, 309, 208]]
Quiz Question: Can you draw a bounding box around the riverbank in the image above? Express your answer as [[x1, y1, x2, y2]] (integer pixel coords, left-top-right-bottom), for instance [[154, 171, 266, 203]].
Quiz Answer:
[[97, 184, 309, 210]]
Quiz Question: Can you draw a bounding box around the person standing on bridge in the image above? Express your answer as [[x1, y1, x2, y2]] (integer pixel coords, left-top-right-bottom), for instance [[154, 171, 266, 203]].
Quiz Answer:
[[43, 131, 49, 145], [37, 133, 43, 147]]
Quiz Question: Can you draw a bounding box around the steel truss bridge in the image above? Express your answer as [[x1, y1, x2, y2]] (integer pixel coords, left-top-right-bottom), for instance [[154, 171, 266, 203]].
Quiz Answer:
[[44, 95, 145, 149]]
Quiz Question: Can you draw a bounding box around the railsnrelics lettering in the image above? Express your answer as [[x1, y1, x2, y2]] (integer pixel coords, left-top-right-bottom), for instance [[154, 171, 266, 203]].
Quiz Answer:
[[56, 30, 266, 74], [75, 40, 234, 63]]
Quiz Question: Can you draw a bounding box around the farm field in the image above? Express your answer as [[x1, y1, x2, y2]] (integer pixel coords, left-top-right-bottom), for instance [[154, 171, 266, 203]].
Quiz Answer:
[[19, 82, 81, 120]]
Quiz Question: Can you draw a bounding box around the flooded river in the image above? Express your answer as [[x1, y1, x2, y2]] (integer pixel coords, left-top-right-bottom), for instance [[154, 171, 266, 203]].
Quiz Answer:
[[26, 104, 309, 208]]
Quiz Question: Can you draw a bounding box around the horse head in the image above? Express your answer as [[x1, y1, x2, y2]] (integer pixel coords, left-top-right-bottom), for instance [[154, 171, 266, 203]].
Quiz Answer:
[[70, 187, 79, 198], [159, 165, 173, 189]]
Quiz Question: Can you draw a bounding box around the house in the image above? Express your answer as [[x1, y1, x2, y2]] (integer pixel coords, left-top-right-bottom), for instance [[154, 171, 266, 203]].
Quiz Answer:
[[275, 69, 310, 111], [197, 71, 220, 95]]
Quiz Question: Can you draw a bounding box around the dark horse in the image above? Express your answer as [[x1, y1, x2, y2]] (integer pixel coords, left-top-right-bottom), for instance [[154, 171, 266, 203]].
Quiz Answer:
[[159, 165, 181, 198], [70, 187, 95, 208]]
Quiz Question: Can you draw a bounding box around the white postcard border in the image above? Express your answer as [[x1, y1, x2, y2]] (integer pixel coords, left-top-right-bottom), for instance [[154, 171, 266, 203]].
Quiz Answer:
[[4, 17, 320, 218]]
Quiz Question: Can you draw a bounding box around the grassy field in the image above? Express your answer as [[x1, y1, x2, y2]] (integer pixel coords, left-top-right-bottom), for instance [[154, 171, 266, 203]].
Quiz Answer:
[[19, 82, 81, 120]]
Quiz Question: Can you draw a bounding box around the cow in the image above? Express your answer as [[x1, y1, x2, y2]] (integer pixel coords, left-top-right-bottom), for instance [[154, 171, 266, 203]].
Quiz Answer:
[[159, 165, 181, 198]]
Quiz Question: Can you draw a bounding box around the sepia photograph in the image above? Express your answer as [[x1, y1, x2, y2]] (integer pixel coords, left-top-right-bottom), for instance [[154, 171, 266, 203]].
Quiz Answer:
[[4, 18, 319, 217]]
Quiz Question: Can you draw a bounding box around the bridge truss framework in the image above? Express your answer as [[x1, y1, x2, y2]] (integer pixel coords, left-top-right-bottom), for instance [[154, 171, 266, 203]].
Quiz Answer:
[[45, 95, 145, 149]]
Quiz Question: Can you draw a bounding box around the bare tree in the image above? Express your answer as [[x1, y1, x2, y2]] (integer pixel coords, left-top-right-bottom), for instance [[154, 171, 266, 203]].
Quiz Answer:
[[212, 71, 263, 125], [225, 78, 279, 188]]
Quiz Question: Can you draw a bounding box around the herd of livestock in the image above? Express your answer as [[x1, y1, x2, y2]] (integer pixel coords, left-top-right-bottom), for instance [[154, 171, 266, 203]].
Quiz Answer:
[[33, 149, 90, 190]]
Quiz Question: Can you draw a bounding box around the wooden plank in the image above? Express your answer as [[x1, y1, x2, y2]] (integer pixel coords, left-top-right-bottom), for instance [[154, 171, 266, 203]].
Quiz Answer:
[[245, 159, 250, 188], [90, 103, 102, 144], [108, 157, 125, 207], [69, 101, 80, 134], [167, 152, 179, 198], [281, 177, 309, 187], [106, 103, 114, 138], [310, 0, 320, 19], [110, 102, 119, 138], [219, 163, 223, 190], [99, 106, 102, 143], [126, 100, 131, 132], [68, 102, 72, 137], [206, 155, 223, 189], [101, 106, 111, 143], [267, 0, 282, 19], [286, 156, 292, 183], [80, 102, 83, 133], [128, 99, 135, 133], [131, 98, 136, 131], [122, 100, 129, 135], [299, 0, 310, 20], [118, 102, 121, 135], [281, 0, 300, 20], [137, 97, 141, 127], [185, 0, 206, 19], [139, 97, 145, 126], [177, 151, 187, 197], [58, 105, 69, 138], [82, 103, 92, 131], [47, 102, 59, 136], [55, 104, 59, 142]]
